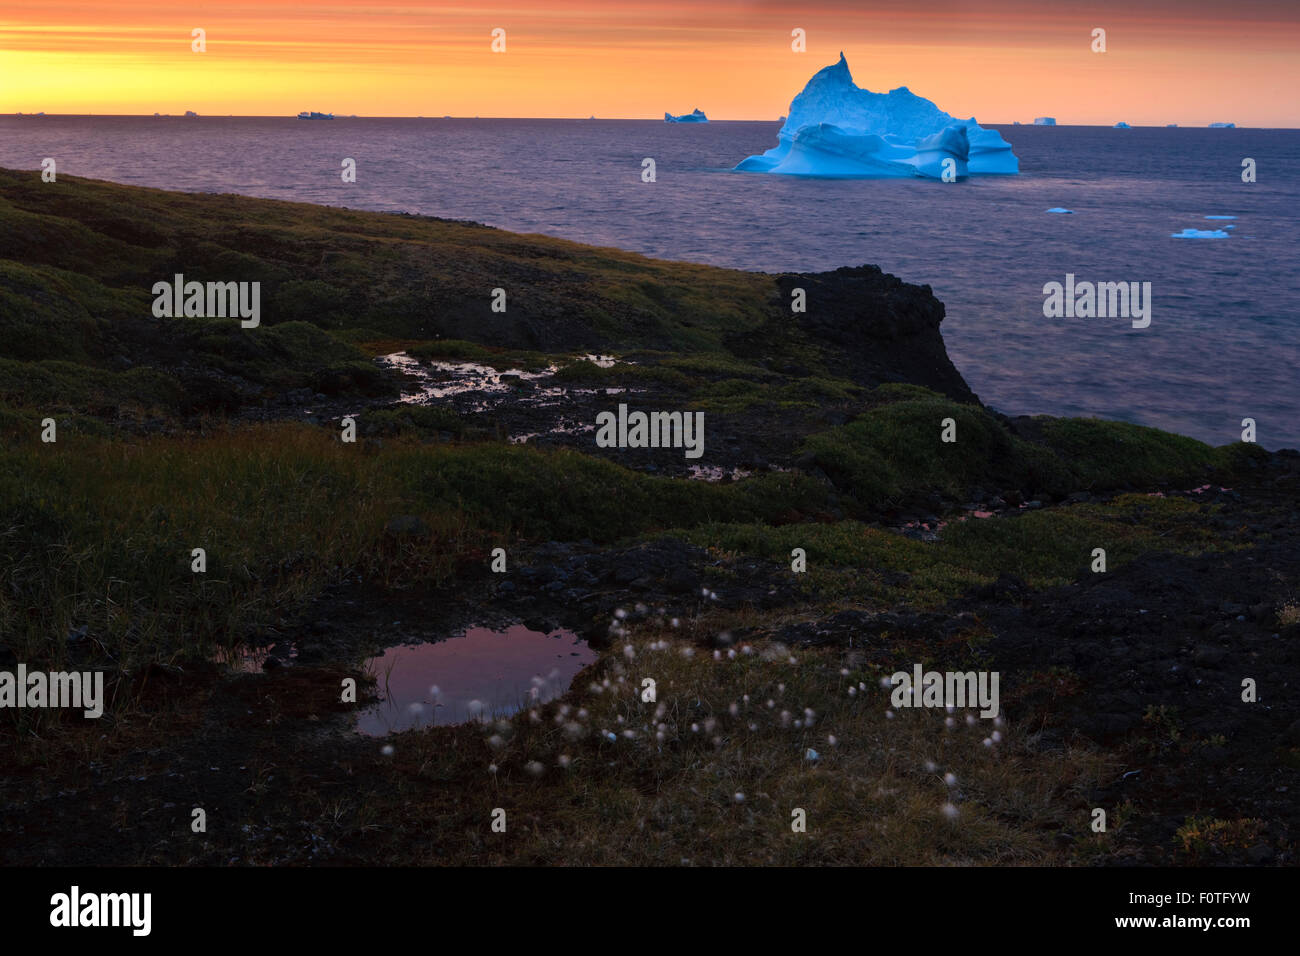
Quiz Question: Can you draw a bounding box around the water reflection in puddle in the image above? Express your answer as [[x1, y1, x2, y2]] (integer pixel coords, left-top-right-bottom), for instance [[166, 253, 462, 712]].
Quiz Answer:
[[355, 625, 596, 736]]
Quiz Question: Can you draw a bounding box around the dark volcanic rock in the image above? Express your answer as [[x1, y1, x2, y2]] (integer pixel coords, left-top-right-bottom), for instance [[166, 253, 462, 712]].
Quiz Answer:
[[774, 265, 978, 404]]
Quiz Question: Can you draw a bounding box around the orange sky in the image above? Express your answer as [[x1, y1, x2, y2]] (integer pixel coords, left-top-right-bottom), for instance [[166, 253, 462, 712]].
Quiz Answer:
[[2, 1, 1297, 126]]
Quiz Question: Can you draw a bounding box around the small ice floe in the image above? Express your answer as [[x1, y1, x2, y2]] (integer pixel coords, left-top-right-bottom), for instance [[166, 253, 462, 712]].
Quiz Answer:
[[1046, 207, 1074, 214], [1172, 228, 1230, 239], [1204, 215, 1237, 220]]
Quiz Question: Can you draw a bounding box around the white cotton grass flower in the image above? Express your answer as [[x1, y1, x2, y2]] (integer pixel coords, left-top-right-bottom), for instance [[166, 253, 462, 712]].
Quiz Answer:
[[780, 710, 792, 727], [577, 708, 589, 720], [727, 649, 737, 660], [794, 719, 803, 729], [614, 608, 628, 620], [488, 763, 498, 774], [703, 718, 717, 733], [848, 687, 857, 697], [941, 802, 960, 820], [944, 772, 958, 787], [741, 645, 754, 655], [622, 729, 636, 739], [408, 702, 424, 715], [670, 617, 680, 628], [429, 684, 441, 698], [525, 760, 545, 777], [713, 650, 722, 661], [680, 645, 695, 658], [380, 744, 394, 756], [691, 723, 700, 732], [466, 699, 486, 719], [778, 684, 785, 694], [966, 714, 977, 726], [827, 735, 838, 747], [487, 735, 505, 750], [564, 721, 584, 739], [748, 723, 758, 731], [557, 754, 571, 768], [886, 711, 895, 720], [991, 731, 1003, 743], [924, 760, 938, 773], [840, 668, 851, 677], [879, 676, 892, 690], [729, 703, 739, 717], [859, 681, 867, 691], [982, 737, 993, 747], [734, 792, 745, 803], [766, 699, 775, 709], [788, 656, 798, 665], [623, 644, 635, 660], [605, 731, 617, 742]]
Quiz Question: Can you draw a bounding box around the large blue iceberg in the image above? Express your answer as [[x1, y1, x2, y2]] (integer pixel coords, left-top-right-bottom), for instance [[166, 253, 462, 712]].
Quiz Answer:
[[734, 53, 1018, 179], [665, 109, 708, 123]]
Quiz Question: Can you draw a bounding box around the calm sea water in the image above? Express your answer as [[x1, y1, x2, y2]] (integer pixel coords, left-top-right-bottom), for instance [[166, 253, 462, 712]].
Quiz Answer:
[[3, 117, 1297, 447]]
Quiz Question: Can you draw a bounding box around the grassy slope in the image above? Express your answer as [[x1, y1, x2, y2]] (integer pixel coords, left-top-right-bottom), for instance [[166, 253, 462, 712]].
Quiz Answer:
[[1, 170, 1286, 867], [0, 168, 1266, 669]]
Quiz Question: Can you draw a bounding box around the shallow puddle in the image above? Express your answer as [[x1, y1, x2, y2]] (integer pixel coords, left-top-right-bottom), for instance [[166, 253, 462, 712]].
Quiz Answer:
[[355, 625, 596, 736]]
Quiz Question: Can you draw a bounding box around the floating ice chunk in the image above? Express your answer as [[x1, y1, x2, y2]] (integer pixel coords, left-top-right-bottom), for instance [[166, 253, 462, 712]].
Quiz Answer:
[[735, 53, 1018, 180], [1208, 122, 1236, 128], [1114, 121, 1132, 128], [1204, 215, 1237, 220], [1171, 228, 1230, 239], [665, 108, 708, 123], [1033, 116, 1056, 126], [1046, 207, 1074, 214]]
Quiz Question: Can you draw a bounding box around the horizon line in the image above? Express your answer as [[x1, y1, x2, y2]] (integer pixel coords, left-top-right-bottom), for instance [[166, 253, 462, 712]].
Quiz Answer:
[[3, 113, 1290, 130]]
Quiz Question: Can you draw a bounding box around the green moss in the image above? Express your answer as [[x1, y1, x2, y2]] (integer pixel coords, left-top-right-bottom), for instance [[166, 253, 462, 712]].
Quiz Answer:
[[1031, 417, 1226, 489], [681, 493, 1243, 608], [802, 390, 1065, 508]]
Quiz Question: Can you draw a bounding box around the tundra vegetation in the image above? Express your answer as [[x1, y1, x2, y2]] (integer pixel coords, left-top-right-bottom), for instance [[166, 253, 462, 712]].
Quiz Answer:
[[0, 170, 1293, 866]]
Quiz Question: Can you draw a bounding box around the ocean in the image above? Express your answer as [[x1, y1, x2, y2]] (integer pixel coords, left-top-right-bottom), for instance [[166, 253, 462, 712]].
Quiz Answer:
[[2, 116, 1297, 447]]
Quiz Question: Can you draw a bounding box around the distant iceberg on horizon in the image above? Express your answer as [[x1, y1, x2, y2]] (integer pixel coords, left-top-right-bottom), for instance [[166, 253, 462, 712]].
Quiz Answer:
[[1114, 121, 1131, 128], [1034, 117, 1056, 126], [1209, 122, 1236, 128], [733, 53, 1018, 179], [665, 108, 708, 123]]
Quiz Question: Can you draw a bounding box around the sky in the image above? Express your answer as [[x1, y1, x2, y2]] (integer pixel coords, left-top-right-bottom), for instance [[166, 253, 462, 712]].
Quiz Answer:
[[2, 1, 1297, 126]]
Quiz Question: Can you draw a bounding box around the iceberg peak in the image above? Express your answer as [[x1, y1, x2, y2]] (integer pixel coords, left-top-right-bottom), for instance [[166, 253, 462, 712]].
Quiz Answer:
[[735, 54, 1019, 179]]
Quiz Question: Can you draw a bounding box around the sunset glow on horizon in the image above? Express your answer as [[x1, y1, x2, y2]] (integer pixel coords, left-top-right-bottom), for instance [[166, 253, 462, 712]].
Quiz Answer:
[[3, 1, 1298, 127]]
